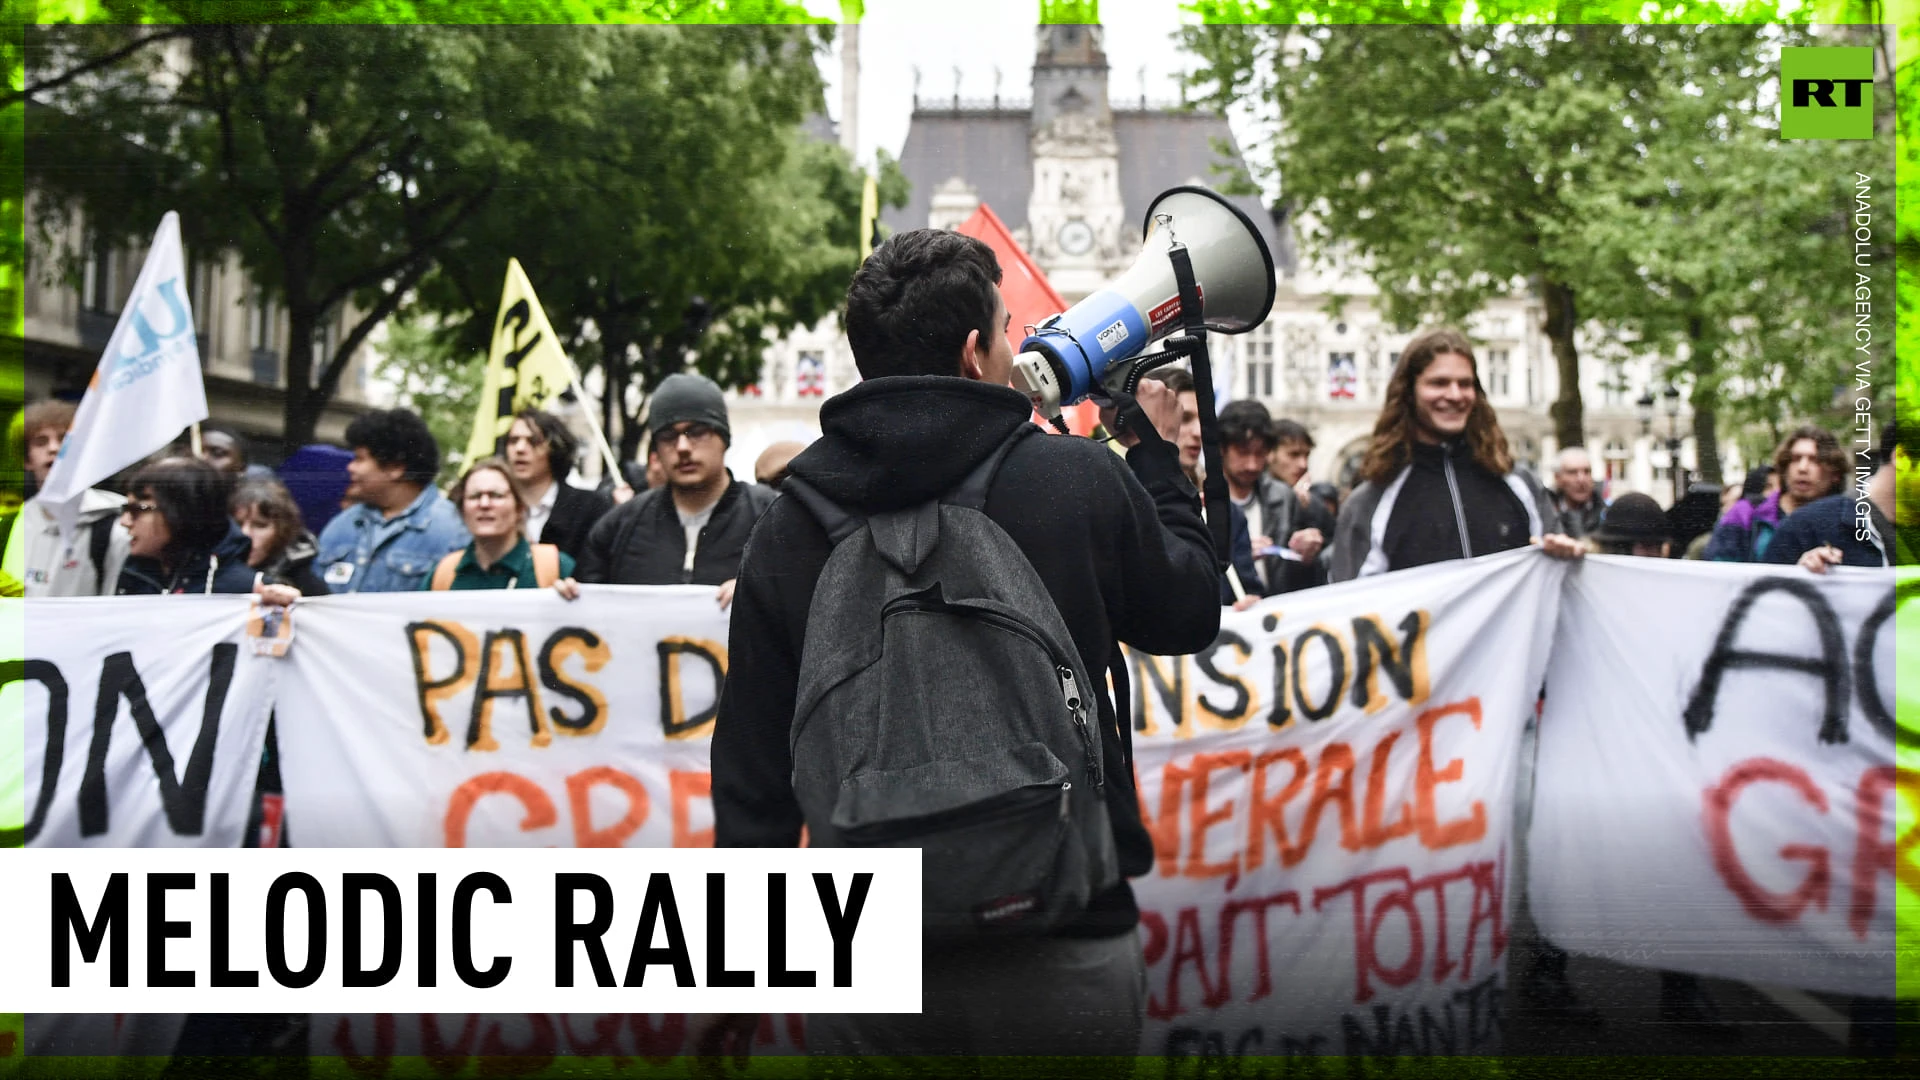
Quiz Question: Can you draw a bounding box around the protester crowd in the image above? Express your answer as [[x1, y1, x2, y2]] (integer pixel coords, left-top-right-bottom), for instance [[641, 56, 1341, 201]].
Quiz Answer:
[[0, 227, 1909, 1064]]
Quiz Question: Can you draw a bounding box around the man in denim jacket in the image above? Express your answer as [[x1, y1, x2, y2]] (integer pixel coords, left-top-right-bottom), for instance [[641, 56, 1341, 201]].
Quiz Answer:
[[316, 409, 468, 593]]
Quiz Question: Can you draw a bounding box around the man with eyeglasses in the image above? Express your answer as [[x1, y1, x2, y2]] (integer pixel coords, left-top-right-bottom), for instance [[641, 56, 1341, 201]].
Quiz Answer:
[[576, 373, 776, 606]]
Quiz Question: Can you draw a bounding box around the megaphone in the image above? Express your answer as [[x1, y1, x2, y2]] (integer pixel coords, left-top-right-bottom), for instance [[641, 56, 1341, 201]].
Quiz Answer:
[[1011, 185, 1276, 422]]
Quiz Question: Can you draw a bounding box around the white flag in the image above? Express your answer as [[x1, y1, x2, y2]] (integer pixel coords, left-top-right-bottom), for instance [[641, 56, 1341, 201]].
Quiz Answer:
[[37, 211, 207, 533]]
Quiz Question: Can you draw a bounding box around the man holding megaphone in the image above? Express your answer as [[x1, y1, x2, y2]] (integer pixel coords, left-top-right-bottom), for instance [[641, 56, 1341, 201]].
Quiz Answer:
[[710, 226, 1223, 1065]]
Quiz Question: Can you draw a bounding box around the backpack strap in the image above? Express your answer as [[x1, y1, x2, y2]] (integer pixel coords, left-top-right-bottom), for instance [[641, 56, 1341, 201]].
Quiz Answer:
[[782, 477, 861, 546], [429, 551, 463, 591], [944, 425, 1036, 512], [784, 426, 1037, 547], [89, 514, 115, 582], [530, 544, 561, 588]]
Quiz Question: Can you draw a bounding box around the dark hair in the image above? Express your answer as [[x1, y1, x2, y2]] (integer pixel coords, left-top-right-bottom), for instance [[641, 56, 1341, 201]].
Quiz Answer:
[[1218, 399, 1274, 451], [200, 422, 249, 464], [512, 408, 579, 479], [450, 456, 531, 520], [23, 400, 76, 444], [343, 408, 440, 486], [128, 457, 235, 566], [1359, 327, 1511, 486], [230, 478, 305, 566], [1773, 425, 1846, 498], [845, 229, 1002, 380], [1270, 418, 1314, 450], [1143, 367, 1194, 395]]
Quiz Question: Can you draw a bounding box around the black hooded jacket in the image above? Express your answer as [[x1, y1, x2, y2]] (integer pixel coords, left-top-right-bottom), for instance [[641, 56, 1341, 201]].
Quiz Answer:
[[116, 521, 258, 595], [713, 377, 1222, 937]]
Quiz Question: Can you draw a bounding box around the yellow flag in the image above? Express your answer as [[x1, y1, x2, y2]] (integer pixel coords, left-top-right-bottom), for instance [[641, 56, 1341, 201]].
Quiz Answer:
[[466, 258, 578, 464], [859, 171, 880, 260]]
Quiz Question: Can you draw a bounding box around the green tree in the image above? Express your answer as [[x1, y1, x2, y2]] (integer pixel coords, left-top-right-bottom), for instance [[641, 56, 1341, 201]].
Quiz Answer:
[[373, 313, 481, 486], [415, 24, 906, 462], [18, 2, 823, 447], [1185, 1, 1800, 450], [1555, 23, 1892, 481]]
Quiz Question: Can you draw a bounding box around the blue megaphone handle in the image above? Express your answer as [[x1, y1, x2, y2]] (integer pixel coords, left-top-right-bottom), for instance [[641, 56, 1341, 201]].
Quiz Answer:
[[1019, 288, 1150, 406]]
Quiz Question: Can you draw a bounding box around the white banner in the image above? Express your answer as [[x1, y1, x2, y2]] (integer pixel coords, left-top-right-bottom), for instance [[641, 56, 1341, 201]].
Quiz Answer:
[[1126, 550, 1564, 1058], [1528, 558, 1908, 998], [3, 596, 276, 848], [273, 586, 730, 849]]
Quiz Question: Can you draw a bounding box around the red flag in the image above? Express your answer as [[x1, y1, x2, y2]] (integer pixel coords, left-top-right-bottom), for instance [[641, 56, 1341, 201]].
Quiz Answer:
[[955, 204, 1100, 437]]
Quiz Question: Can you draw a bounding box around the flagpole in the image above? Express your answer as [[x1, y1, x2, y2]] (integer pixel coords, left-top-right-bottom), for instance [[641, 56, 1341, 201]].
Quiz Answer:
[[568, 367, 625, 486], [189, 422, 202, 458]]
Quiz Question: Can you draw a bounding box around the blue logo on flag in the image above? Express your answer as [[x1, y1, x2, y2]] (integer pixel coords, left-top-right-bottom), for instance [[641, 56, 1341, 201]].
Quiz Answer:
[[109, 277, 195, 391]]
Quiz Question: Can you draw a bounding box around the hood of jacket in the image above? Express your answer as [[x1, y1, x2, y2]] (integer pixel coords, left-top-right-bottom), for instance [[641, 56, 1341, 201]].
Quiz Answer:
[[785, 377, 1035, 513], [1720, 489, 1783, 531]]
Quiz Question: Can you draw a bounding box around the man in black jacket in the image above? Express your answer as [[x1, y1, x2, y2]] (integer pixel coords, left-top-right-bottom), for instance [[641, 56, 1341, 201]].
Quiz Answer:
[[574, 374, 773, 605], [706, 228, 1220, 1064], [504, 408, 612, 564], [1219, 398, 1323, 593]]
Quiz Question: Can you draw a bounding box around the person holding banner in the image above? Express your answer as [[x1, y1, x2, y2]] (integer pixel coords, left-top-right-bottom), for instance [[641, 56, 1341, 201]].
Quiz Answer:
[[1329, 327, 1579, 582], [423, 457, 580, 595], [315, 408, 469, 593], [503, 408, 611, 562], [231, 478, 329, 598], [1704, 425, 1846, 563], [576, 373, 774, 607], [1766, 422, 1908, 571], [113, 457, 258, 595]]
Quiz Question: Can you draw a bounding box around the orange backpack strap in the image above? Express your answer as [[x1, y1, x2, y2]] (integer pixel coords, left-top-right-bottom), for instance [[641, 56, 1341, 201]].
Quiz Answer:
[[430, 551, 463, 591], [531, 544, 561, 588]]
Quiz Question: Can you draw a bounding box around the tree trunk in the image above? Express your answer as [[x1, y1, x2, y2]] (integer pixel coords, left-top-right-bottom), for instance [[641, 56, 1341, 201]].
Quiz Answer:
[[1686, 320, 1724, 487], [1541, 280, 1585, 451], [1691, 395, 1722, 490], [600, 320, 637, 467], [281, 301, 320, 449]]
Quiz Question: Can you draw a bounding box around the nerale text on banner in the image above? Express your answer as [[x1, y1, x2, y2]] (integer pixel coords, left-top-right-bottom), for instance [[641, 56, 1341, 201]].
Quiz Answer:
[[272, 586, 730, 848], [2, 597, 276, 848], [1125, 550, 1565, 1059], [1529, 559, 1912, 998]]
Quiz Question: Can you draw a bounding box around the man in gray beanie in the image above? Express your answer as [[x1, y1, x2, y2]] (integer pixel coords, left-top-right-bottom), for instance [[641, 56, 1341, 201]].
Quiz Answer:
[[575, 373, 776, 604]]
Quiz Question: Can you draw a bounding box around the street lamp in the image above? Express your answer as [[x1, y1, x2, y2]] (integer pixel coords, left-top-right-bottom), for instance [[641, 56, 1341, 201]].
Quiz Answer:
[[1660, 382, 1686, 505]]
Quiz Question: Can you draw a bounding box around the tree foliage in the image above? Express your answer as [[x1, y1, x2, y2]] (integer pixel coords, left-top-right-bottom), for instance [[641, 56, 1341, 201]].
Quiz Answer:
[[1183, 1, 1885, 457], [18, 1, 827, 447], [414, 23, 905, 461]]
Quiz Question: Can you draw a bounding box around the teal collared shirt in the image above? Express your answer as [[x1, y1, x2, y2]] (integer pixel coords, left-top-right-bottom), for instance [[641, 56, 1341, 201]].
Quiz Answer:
[[422, 537, 575, 591]]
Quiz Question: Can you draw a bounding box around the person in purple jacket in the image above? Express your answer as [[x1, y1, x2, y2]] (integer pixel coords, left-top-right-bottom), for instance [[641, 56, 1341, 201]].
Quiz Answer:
[[1704, 425, 1844, 562]]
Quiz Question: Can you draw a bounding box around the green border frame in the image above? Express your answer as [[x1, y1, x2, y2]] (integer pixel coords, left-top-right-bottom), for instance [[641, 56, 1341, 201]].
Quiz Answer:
[[0, 0, 1911, 1074]]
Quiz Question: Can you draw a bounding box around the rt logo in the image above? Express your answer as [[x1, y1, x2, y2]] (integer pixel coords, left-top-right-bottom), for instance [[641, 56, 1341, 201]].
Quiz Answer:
[[1780, 47, 1874, 140]]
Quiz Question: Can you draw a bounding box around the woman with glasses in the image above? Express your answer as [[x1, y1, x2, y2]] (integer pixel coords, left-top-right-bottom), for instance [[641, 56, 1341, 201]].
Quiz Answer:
[[425, 457, 581, 596], [115, 457, 259, 595]]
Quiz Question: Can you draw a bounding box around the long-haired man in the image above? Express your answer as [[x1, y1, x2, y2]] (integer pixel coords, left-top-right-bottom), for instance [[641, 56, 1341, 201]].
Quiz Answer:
[[1330, 327, 1579, 581]]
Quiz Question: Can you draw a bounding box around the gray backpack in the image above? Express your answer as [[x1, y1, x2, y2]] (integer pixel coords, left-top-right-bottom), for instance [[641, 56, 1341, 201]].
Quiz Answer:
[[781, 429, 1118, 937]]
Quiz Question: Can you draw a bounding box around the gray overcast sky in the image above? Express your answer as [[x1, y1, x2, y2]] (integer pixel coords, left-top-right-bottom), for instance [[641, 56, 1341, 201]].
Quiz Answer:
[[799, 0, 1265, 177]]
